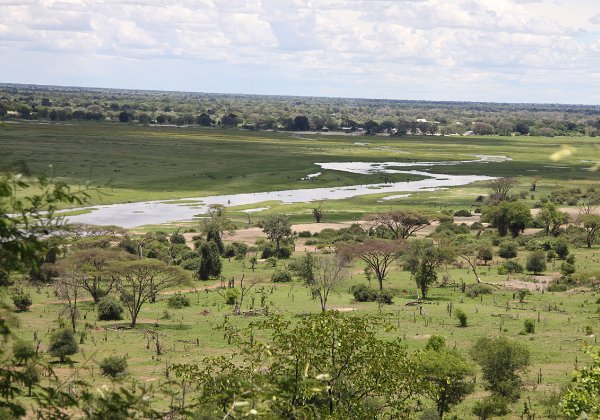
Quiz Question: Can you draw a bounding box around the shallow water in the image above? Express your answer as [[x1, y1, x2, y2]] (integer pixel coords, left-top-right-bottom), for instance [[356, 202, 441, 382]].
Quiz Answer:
[[66, 158, 504, 228]]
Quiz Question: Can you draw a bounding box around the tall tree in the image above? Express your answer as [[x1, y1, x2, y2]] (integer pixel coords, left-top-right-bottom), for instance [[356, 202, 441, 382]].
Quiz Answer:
[[340, 239, 405, 290], [536, 203, 568, 236], [404, 239, 455, 299], [261, 215, 292, 255], [305, 254, 348, 312], [481, 201, 531, 237], [581, 214, 600, 248], [488, 177, 517, 201]]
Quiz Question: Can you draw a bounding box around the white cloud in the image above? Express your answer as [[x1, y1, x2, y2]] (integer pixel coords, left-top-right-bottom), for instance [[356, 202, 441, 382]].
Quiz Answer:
[[1, 0, 599, 103]]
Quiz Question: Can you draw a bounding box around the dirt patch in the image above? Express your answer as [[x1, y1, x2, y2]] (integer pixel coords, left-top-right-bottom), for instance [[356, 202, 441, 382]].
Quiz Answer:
[[331, 307, 358, 312], [502, 274, 557, 291]]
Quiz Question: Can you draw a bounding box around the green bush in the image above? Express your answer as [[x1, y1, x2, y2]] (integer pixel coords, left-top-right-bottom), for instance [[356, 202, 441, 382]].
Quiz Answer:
[[547, 282, 568, 292], [49, 329, 79, 363], [351, 284, 394, 304], [225, 288, 240, 305], [167, 293, 190, 309], [455, 309, 468, 327], [298, 231, 312, 238], [100, 355, 128, 378], [526, 250, 547, 274], [271, 270, 292, 283], [465, 283, 493, 298], [12, 292, 32, 312], [170, 232, 186, 244], [501, 259, 524, 274], [97, 296, 124, 321], [181, 257, 201, 271], [453, 209, 472, 217], [560, 262, 576, 277], [425, 335, 446, 351], [472, 396, 509, 420], [523, 319, 535, 334], [554, 237, 569, 259], [470, 221, 484, 230], [12, 340, 36, 364], [498, 240, 518, 259]]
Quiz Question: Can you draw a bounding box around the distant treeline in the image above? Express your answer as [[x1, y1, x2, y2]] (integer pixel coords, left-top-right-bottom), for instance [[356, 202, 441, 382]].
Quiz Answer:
[[1, 83, 600, 137]]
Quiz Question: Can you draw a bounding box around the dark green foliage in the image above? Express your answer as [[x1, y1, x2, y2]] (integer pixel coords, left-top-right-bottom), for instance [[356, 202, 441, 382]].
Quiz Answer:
[[434, 222, 469, 236], [351, 284, 394, 304], [198, 241, 222, 280], [453, 209, 472, 217], [11, 292, 32, 312], [49, 328, 79, 363], [100, 356, 128, 378], [465, 283, 493, 298], [167, 293, 190, 309], [560, 262, 576, 277], [224, 289, 240, 305], [477, 244, 494, 264], [271, 270, 292, 283], [470, 221, 484, 230], [526, 250, 547, 274], [206, 230, 225, 255], [500, 259, 524, 274], [498, 240, 518, 259], [553, 237, 569, 260], [471, 337, 531, 401], [12, 340, 36, 364], [482, 201, 531, 237], [298, 231, 312, 238], [455, 309, 467, 327], [181, 257, 201, 271], [97, 296, 124, 321], [170, 232, 186, 244], [289, 253, 316, 284]]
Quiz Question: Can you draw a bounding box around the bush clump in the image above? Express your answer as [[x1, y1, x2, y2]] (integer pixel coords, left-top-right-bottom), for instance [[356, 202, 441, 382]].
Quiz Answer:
[[526, 250, 547, 274], [48, 329, 78, 363], [271, 270, 292, 283], [465, 283, 493, 298], [100, 355, 128, 378], [97, 296, 124, 321], [298, 231, 312, 238], [168, 293, 190, 309], [453, 209, 472, 217], [12, 292, 32, 312], [351, 284, 394, 304], [455, 309, 468, 327], [523, 319, 535, 334], [225, 288, 240, 305], [498, 259, 524, 275], [12, 340, 36, 364]]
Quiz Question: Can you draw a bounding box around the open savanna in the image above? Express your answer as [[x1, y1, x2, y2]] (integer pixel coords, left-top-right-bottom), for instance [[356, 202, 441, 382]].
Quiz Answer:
[[13, 240, 600, 418], [0, 121, 598, 217]]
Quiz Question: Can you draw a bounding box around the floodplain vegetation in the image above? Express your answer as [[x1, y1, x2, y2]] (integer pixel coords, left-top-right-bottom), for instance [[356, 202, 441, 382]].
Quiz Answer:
[[1, 105, 600, 419]]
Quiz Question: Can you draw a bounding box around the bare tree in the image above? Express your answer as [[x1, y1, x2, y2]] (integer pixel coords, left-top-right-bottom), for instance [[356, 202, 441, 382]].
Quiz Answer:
[[365, 210, 430, 239], [529, 176, 541, 192], [52, 261, 85, 332], [339, 239, 405, 290], [488, 177, 517, 201], [302, 254, 348, 312]]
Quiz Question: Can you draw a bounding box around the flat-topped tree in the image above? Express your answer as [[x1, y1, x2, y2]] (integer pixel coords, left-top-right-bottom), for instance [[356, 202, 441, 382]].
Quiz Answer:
[[340, 239, 405, 290], [111, 259, 190, 327], [365, 210, 430, 240]]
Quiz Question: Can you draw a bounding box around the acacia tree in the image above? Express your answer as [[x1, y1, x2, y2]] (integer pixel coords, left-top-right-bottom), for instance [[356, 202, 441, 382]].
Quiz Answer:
[[261, 214, 292, 255], [340, 239, 405, 290], [200, 204, 236, 254], [112, 260, 190, 327], [536, 203, 569, 236], [582, 214, 600, 248], [365, 210, 430, 239], [404, 239, 455, 299], [488, 177, 517, 201]]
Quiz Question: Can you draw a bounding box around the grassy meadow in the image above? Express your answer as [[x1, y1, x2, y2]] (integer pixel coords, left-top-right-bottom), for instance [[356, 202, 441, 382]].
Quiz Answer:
[[3, 121, 600, 418]]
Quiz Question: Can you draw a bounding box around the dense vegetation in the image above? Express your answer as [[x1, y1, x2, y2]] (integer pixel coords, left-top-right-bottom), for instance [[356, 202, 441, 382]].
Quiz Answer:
[[2, 83, 600, 136]]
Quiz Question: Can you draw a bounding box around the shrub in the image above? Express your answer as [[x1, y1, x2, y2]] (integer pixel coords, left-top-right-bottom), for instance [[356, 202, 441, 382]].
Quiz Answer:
[[560, 262, 576, 277], [566, 254, 576, 264], [12, 340, 36, 364], [472, 396, 509, 420], [547, 283, 568, 292], [501, 259, 524, 274], [225, 288, 240, 305], [477, 244, 494, 264], [181, 257, 201, 271], [526, 250, 547, 274], [524, 319, 536, 334], [498, 240, 518, 259], [277, 246, 293, 259], [49, 329, 78, 363], [261, 244, 276, 259], [554, 237, 570, 260], [546, 249, 557, 261], [425, 335, 446, 351], [465, 283, 493, 298], [453, 209, 472, 217], [100, 355, 128, 378], [351, 284, 394, 304], [170, 232, 186, 244], [97, 296, 124, 321], [167, 293, 190, 309], [12, 292, 32, 312], [455, 309, 468, 327], [298, 231, 312, 238], [470, 221, 484, 230], [272, 270, 292, 283]]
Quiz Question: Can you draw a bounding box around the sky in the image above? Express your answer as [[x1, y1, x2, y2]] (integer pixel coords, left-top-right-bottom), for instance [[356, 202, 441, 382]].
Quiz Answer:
[[2, 0, 600, 104]]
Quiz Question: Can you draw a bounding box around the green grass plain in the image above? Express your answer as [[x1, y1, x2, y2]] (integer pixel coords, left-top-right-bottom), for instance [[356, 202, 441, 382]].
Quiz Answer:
[[3, 121, 600, 418]]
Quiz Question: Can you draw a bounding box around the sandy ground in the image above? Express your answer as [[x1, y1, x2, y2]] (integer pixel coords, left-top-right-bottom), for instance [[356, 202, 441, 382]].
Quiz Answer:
[[502, 274, 557, 292]]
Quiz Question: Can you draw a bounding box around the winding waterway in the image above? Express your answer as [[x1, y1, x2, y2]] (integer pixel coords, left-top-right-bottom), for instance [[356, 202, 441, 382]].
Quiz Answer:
[[65, 157, 508, 228]]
